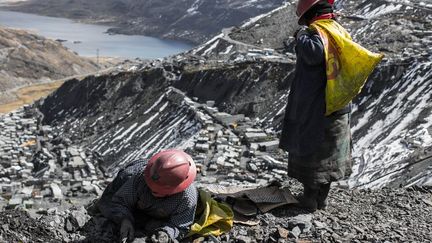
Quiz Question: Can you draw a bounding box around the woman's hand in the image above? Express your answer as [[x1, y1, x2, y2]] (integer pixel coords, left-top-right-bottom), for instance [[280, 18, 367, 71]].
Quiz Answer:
[[151, 230, 171, 243], [120, 218, 135, 243], [294, 26, 309, 40]]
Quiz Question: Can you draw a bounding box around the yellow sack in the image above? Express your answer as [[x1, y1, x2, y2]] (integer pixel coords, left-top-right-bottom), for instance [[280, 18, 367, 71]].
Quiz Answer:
[[309, 19, 384, 116], [188, 189, 234, 237]]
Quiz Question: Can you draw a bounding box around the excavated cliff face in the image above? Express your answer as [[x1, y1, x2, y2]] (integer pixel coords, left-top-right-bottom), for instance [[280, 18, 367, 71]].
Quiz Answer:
[[0, 26, 99, 103], [38, 0, 432, 189], [39, 67, 201, 173], [175, 61, 294, 118]]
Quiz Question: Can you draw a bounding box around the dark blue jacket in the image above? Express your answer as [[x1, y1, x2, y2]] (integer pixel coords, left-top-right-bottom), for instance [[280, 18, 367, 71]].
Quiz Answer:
[[279, 29, 349, 156]]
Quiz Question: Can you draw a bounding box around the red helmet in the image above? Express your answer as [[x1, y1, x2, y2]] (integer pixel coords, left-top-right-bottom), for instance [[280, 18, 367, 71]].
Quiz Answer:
[[296, 0, 335, 18], [144, 149, 196, 197]]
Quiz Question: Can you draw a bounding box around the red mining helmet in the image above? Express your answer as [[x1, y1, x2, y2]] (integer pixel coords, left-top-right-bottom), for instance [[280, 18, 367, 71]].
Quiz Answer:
[[144, 149, 196, 197], [296, 0, 335, 19]]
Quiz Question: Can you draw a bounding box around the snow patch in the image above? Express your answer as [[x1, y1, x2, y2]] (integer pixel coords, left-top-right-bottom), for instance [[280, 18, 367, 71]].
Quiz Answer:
[[202, 40, 220, 56], [349, 61, 432, 188], [241, 2, 289, 28], [220, 45, 233, 55], [362, 3, 403, 18], [191, 33, 224, 55]]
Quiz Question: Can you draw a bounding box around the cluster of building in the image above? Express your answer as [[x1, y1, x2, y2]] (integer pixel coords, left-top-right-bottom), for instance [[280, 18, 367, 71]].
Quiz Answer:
[[0, 107, 105, 210], [173, 89, 289, 188]]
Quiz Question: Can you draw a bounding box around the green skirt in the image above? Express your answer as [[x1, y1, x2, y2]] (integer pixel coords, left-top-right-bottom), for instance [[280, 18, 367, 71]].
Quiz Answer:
[[288, 113, 352, 188]]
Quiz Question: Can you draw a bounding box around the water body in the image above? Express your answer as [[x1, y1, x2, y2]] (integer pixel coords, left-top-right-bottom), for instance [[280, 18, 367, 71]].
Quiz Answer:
[[0, 10, 193, 58]]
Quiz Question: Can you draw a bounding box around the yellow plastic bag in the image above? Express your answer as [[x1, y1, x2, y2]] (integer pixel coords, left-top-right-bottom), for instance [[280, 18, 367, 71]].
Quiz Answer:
[[188, 189, 234, 237], [310, 19, 384, 116]]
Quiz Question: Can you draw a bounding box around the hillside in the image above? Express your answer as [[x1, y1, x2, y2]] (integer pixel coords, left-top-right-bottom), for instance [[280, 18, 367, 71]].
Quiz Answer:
[[0, 0, 431, 242], [35, 0, 432, 189], [3, 0, 286, 44], [0, 26, 99, 105]]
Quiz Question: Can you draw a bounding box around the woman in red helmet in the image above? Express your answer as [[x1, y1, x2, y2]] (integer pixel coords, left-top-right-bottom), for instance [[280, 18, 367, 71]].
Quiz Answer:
[[98, 149, 198, 243], [279, 0, 352, 212]]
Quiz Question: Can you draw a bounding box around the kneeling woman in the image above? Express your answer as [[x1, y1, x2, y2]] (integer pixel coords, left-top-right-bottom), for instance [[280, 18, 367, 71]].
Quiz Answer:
[[98, 149, 198, 243]]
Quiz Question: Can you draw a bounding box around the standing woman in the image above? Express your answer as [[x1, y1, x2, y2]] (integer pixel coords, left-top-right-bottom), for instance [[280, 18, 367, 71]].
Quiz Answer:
[[279, 0, 352, 212]]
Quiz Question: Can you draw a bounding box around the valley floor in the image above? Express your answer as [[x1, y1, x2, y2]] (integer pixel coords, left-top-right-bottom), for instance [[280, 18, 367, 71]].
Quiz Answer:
[[0, 80, 64, 113], [0, 57, 122, 114]]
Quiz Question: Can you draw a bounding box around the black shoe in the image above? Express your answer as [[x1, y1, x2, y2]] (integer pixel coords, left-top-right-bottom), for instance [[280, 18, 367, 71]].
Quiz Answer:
[[317, 183, 331, 210], [295, 185, 319, 212], [86, 198, 101, 216]]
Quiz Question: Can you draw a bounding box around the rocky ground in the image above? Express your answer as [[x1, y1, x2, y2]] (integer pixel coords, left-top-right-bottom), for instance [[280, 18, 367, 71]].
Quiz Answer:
[[1, 182, 431, 242], [1, 99, 431, 242], [229, 186, 432, 242], [0, 209, 58, 242]]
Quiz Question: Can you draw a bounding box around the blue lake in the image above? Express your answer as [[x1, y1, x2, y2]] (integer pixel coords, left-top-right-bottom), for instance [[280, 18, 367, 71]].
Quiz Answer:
[[0, 10, 193, 59]]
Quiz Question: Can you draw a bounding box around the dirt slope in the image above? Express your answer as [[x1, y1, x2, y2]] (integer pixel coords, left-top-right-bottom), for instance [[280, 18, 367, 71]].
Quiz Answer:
[[0, 26, 99, 104]]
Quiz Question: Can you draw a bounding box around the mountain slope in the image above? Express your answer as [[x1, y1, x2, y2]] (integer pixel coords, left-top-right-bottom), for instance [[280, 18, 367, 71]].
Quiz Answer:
[[0, 26, 99, 104], [4, 0, 286, 44], [36, 0, 432, 189]]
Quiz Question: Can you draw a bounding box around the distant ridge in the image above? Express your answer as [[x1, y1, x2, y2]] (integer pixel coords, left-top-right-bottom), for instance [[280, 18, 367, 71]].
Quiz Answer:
[[3, 0, 286, 44]]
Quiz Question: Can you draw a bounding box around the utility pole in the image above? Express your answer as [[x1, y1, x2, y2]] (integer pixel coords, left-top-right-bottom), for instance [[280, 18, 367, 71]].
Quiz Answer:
[[96, 48, 100, 68]]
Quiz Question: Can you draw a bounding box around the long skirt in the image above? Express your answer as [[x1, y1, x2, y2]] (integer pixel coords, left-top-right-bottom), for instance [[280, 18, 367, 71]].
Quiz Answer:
[[288, 113, 352, 188]]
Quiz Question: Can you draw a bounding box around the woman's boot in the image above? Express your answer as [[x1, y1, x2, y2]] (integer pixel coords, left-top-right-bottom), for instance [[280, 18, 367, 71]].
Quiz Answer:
[[296, 184, 319, 212], [317, 183, 331, 210]]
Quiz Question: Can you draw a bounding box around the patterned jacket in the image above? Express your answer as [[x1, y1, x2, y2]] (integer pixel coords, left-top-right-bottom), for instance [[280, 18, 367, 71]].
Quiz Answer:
[[98, 159, 198, 240]]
